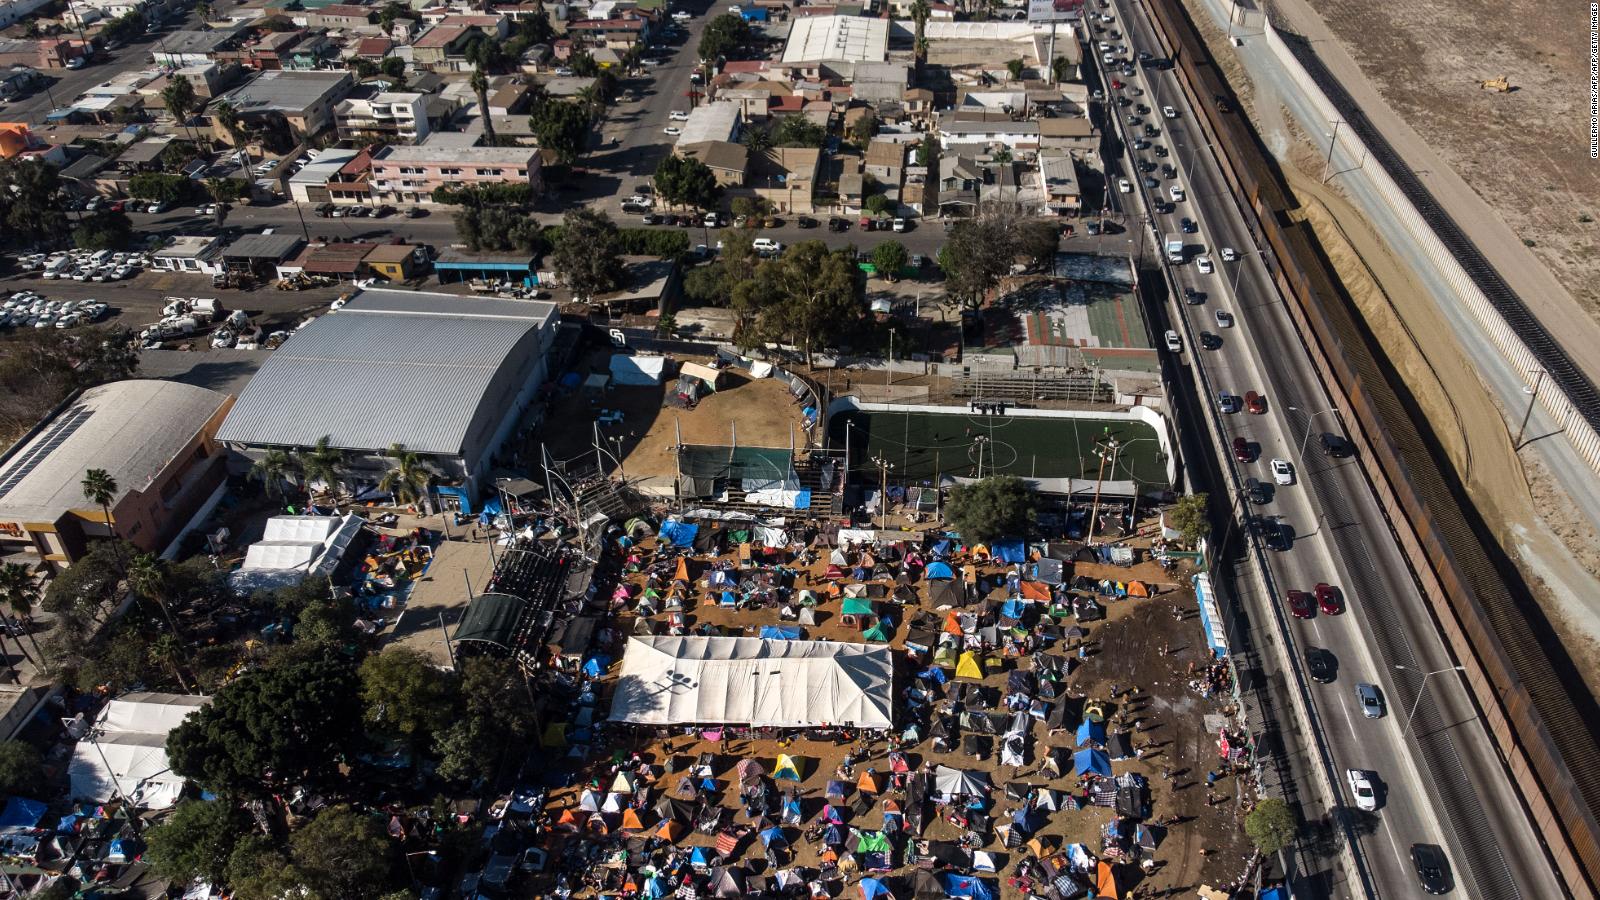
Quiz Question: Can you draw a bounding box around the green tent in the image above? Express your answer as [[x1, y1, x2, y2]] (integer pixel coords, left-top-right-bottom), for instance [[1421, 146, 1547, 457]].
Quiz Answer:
[[854, 830, 892, 853], [841, 597, 875, 616], [863, 618, 891, 642]]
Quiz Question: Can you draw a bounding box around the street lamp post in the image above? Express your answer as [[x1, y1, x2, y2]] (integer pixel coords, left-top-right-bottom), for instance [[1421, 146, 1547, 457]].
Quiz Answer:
[[1514, 367, 1547, 448], [1395, 664, 1465, 738], [1227, 248, 1263, 297], [1289, 405, 1342, 462], [1320, 119, 1344, 184], [871, 453, 894, 529]]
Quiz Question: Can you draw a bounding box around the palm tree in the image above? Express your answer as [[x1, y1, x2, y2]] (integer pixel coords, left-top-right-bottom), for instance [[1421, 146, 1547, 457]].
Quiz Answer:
[[249, 448, 299, 500], [1005, 58, 1025, 82], [212, 100, 244, 146], [162, 78, 197, 143], [915, 36, 929, 64], [300, 435, 345, 503], [909, 0, 930, 57], [81, 468, 119, 547], [470, 66, 497, 146], [127, 553, 184, 638], [148, 633, 191, 693], [380, 443, 436, 515], [575, 83, 604, 117], [195, 0, 212, 21], [0, 564, 47, 670]]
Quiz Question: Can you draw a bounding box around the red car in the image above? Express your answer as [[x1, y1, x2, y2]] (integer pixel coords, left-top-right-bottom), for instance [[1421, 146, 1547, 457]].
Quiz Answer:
[[1315, 582, 1342, 615], [1111, 79, 1124, 90], [1245, 391, 1267, 414], [1232, 436, 1252, 463], [1287, 590, 1314, 619]]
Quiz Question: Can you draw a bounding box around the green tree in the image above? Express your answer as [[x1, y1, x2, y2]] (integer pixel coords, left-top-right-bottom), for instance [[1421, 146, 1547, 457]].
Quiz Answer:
[[653, 154, 721, 210], [0, 158, 69, 248], [75, 628, 154, 693], [167, 654, 364, 796], [939, 219, 1010, 307], [992, 146, 1013, 164], [349, 57, 379, 79], [528, 99, 592, 165], [0, 740, 43, 797], [552, 207, 624, 301], [435, 656, 535, 784], [81, 468, 118, 540], [946, 475, 1037, 543], [864, 193, 892, 217], [453, 204, 545, 253], [1006, 58, 1025, 81], [72, 209, 134, 251], [568, 49, 600, 78], [128, 172, 192, 203], [145, 799, 245, 884], [470, 66, 496, 146], [249, 448, 298, 500], [1013, 217, 1059, 270], [212, 100, 245, 145], [380, 55, 406, 86], [162, 76, 198, 142], [1167, 492, 1210, 546], [127, 552, 184, 638], [915, 139, 936, 167], [0, 564, 46, 667], [1051, 54, 1072, 83], [359, 647, 455, 748], [300, 435, 345, 500], [748, 241, 864, 364], [871, 240, 909, 280], [289, 804, 397, 899], [149, 632, 192, 693], [848, 111, 877, 147], [698, 13, 749, 61], [1245, 797, 1298, 855], [740, 123, 773, 154], [380, 443, 435, 514], [773, 114, 826, 148], [909, 0, 930, 54]]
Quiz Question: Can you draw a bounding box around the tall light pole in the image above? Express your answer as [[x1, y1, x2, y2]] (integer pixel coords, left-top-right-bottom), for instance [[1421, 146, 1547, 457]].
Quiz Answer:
[[1514, 367, 1547, 448], [871, 453, 894, 529], [1395, 664, 1465, 738], [886, 327, 896, 387], [1289, 405, 1342, 462], [1320, 119, 1344, 184], [1227, 248, 1264, 298]]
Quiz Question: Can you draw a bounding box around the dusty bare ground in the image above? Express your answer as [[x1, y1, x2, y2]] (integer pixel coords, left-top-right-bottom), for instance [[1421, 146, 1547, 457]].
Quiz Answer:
[[1179, 0, 1600, 695], [1308, 0, 1600, 321]]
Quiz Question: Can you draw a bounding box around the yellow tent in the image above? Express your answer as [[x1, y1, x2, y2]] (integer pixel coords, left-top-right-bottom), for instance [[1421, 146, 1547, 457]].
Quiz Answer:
[[541, 722, 568, 748], [956, 650, 984, 680], [675, 557, 690, 582], [773, 754, 803, 781]]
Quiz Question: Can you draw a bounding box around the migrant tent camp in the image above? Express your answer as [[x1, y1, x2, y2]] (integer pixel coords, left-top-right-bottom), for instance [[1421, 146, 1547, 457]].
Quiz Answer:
[[609, 636, 894, 729]]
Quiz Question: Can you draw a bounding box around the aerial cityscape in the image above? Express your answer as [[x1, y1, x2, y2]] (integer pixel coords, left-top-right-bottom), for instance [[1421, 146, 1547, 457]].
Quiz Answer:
[[0, 0, 1592, 896]]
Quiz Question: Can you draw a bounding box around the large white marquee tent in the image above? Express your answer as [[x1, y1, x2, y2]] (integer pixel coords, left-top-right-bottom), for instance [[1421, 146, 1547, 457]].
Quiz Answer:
[[68, 693, 210, 810], [609, 636, 894, 729]]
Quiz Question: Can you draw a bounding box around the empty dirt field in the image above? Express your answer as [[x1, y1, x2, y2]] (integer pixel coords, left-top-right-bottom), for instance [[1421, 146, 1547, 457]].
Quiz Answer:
[[1302, 0, 1600, 321]]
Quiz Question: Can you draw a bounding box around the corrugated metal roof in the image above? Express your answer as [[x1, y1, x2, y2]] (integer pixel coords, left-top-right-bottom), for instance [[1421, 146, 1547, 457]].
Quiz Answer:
[[216, 290, 555, 456]]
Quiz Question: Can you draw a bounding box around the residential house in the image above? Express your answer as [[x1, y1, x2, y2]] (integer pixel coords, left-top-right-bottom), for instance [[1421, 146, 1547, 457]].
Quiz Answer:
[[675, 100, 742, 150], [112, 135, 176, 174], [0, 38, 90, 70], [0, 0, 52, 30], [210, 70, 354, 142], [567, 16, 650, 50], [214, 29, 333, 71], [935, 154, 981, 217], [937, 110, 1040, 153], [863, 139, 904, 184], [369, 144, 542, 205], [851, 63, 908, 105], [748, 147, 821, 215], [352, 37, 395, 61], [1036, 152, 1079, 216], [676, 141, 747, 188], [326, 150, 374, 205], [305, 4, 374, 29], [1037, 116, 1097, 154], [149, 27, 248, 67], [410, 25, 480, 73], [335, 88, 430, 142], [287, 147, 361, 204], [363, 243, 420, 281]]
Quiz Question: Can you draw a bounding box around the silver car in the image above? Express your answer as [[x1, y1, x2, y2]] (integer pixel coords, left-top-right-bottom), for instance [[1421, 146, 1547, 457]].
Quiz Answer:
[[1355, 682, 1384, 718]]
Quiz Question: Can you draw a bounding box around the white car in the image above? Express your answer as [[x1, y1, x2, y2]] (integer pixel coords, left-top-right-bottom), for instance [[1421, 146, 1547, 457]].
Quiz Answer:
[[1197, 256, 1214, 274], [669, 110, 690, 121], [1270, 458, 1295, 485], [752, 237, 783, 254], [1220, 247, 1237, 261], [1163, 329, 1181, 352], [1163, 105, 1177, 118], [1214, 308, 1233, 328], [672, 10, 691, 19], [1117, 178, 1132, 193], [664, 126, 683, 136], [1169, 184, 1186, 202], [1346, 769, 1377, 811]]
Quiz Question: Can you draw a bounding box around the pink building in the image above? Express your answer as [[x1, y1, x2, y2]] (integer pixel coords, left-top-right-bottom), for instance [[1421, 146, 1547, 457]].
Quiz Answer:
[[369, 144, 543, 204]]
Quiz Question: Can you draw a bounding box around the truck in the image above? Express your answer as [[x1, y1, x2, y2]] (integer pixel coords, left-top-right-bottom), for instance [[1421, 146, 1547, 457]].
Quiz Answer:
[[1165, 239, 1185, 264]]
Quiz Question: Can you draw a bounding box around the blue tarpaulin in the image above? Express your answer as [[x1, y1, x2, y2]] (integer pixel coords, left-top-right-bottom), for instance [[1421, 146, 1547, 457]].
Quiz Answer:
[[918, 666, 948, 685], [1075, 719, 1106, 747], [859, 878, 892, 900], [436, 483, 473, 515], [1258, 889, 1289, 900], [999, 599, 1027, 620], [760, 625, 801, 640], [941, 874, 993, 900], [581, 654, 612, 678], [925, 560, 955, 580], [659, 521, 699, 547], [690, 846, 713, 866], [0, 797, 46, 829], [1074, 748, 1111, 777], [760, 826, 788, 846], [992, 540, 1026, 564], [932, 539, 954, 557]]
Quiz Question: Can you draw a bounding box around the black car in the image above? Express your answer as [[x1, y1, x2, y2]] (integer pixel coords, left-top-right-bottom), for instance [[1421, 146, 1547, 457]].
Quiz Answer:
[[1180, 217, 1197, 233], [1162, 164, 1177, 179], [828, 217, 849, 232], [1245, 477, 1272, 505], [797, 216, 818, 229], [1306, 648, 1336, 683], [1184, 286, 1204, 304], [1199, 331, 1222, 350], [1411, 844, 1452, 894], [1132, 139, 1151, 150], [1138, 160, 1156, 173], [1142, 176, 1159, 189], [1143, 124, 1160, 137], [1155, 145, 1169, 158], [1321, 433, 1356, 458], [1262, 520, 1292, 552], [1085, 220, 1101, 235]]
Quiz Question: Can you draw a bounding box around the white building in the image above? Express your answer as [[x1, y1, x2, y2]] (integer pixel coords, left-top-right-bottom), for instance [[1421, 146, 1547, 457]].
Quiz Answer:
[[781, 15, 889, 80], [335, 90, 430, 142], [674, 100, 742, 150], [151, 235, 224, 275]]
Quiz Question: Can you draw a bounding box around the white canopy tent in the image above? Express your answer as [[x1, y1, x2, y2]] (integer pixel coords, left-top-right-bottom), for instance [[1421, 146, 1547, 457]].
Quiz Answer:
[[68, 693, 210, 811], [609, 636, 894, 729], [229, 513, 365, 593], [610, 354, 666, 386]]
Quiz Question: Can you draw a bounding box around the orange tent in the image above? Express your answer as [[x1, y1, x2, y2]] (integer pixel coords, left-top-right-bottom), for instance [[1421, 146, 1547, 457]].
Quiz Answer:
[[620, 808, 647, 831], [943, 611, 964, 635], [556, 809, 588, 831], [857, 770, 883, 793], [1127, 580, 1150, 597], [1020, 581, 1051, 601], [675, 558, 689, 582], [1096, 861, 1119, 898], [657, 819, 686, 841], [587, 815, 611, 836]]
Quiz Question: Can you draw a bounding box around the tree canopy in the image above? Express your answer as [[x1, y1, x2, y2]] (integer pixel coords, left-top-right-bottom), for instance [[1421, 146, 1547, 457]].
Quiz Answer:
[[435, 656, 537, 785], [871, 241, 909, 280], [0, 159, 68, 248], [167, 654, 363, 797], [359, 647, 455, 746], [734, 241, 865, 363], [773, 114, 826, 148], [1167, 493, 1210, 546], [0, 740, 43, 798], [528, 100, 592, 165], [945, 476, 1038, 544], [145, 799, 248, 885], [287, 804, 398, 898], [654, 154, 722, 210], [1245, 797, 1297, 855], [552, 208, 624, 301], [698, 14, 749, 61]]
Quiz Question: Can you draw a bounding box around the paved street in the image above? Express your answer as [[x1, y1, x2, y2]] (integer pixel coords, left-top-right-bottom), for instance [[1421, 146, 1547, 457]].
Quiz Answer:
[[1108, 0, 1566, 898]]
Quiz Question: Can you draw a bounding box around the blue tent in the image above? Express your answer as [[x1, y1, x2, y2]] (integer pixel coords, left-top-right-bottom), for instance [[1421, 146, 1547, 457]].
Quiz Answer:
[[0, 797, 46, 829], [941, 874, 994, 900], [720, 590, 739, 607], [932, 539, 954, 557], [782, 797, 803, 822], [1010, 805, 1039, 835], [999, 599, 1028, 620], [918, 666, 949, 686], [859, 878, 893, 900], [1075, 719, 1106, 747], [925, 560, 955, 580], [993, 540, 1026, 564], [659, 521, 699, 547], [820, 804, 844, 824], [1074, 748, 1111, 777], [759, 826, 788, 846], [690, 846, 714, 867], [760, 625, 801, 640], [581, 654, 611, 678], [823, 823, 847, 846], [1258, 890, 1289, 900], [646, 876, 671, 898]]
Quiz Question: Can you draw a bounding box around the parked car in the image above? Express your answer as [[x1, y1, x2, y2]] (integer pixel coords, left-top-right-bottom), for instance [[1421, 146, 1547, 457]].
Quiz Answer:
[[663, 126, 682, 136], [828, 217, 848, 232]]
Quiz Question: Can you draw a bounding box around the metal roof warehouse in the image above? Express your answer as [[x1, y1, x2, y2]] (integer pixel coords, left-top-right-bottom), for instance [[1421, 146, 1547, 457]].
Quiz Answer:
[[216, 289, 558, 503]]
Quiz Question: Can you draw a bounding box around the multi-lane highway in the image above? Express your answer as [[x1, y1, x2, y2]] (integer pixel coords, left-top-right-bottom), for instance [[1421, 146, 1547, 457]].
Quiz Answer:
[[1099, 0, 1568, 897]]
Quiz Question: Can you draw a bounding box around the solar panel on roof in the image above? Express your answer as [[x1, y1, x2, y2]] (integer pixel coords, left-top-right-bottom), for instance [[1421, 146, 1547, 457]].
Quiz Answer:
[[0, 406, 95, 500]]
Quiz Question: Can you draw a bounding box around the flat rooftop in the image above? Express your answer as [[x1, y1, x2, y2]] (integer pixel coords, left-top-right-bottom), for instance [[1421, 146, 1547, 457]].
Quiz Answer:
[[782, 15, 889, 64]]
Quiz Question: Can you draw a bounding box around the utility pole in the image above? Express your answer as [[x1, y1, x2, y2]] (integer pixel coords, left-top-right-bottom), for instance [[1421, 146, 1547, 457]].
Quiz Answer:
[[1087, 434, 1119, 542], [871, 454, 894, 529], [1514, 368, 1547, 448], [1320, 119, 1343, 184]]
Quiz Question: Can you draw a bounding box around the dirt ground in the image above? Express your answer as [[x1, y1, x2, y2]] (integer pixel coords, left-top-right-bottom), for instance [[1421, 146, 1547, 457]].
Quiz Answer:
[[534, 354, 810, 479], [1305, 0, 1600, 324], [539, 532, 1255, 897]]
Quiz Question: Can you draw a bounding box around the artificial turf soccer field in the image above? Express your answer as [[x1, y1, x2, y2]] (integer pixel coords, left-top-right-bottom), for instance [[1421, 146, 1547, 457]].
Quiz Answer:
[[829, 409, 1169, 487]]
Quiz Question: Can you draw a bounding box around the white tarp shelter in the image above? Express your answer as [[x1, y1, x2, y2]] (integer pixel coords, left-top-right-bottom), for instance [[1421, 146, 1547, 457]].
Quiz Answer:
[[678, 362, 725, 390], [610, 354, 666, 386], [609, 636, 893, 728], [230, 513, 364, 593], [68, 693, 210, 810]]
